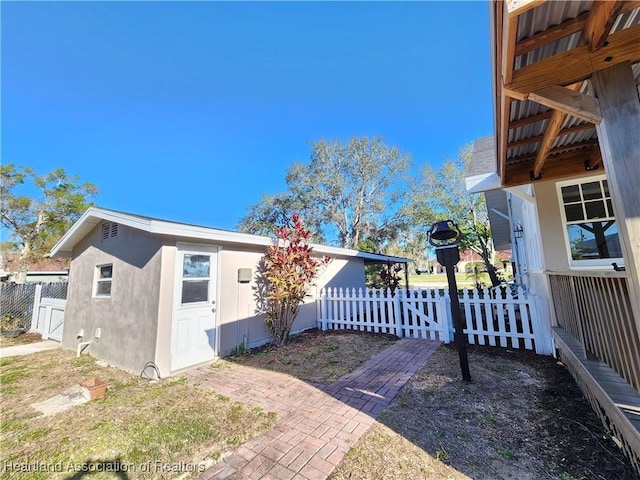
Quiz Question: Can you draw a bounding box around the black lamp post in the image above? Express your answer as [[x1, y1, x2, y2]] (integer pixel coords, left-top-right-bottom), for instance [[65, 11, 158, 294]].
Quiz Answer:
[[428, 220, 471, 382]]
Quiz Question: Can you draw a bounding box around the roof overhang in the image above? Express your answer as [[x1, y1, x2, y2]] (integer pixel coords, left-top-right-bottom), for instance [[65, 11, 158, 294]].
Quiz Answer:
[[51, 207, 413, 265], [491, 0, 640, 188], [466, 136, 502, 194]]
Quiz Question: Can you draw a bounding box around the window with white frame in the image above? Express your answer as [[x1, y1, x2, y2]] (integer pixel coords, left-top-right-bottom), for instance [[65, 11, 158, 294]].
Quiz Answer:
[[557, 176, 622, 266], [95, 264, 113, 297]]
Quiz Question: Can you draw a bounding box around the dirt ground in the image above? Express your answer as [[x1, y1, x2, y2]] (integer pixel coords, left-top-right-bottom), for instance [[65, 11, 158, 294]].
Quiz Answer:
[[332, 345, 639, 480]]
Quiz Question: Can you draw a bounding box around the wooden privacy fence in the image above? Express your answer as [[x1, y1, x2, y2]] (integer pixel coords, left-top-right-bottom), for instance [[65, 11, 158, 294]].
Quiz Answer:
[[317, 286, 554, 355], [30, 284, 66, 342]]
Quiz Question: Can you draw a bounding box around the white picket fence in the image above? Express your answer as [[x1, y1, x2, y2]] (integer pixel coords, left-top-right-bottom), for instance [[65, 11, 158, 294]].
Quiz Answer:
[[317, 286, 553, 355], [30, 284, 66, 342]]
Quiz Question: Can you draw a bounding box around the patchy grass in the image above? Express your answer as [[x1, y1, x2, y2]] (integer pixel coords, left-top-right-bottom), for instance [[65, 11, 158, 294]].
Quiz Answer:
[[224, 329, 397, 384], [409, 273, 477, 288], [331, 346, 638, 480], [330, 422, 471, 480], [0, 349, 276, 479], [0, 332, 44, 348]]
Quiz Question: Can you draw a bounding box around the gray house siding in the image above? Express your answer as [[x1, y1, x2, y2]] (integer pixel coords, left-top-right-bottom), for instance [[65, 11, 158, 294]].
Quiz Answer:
[[62, 223, 163, 375], [55, 208, 409, 377]]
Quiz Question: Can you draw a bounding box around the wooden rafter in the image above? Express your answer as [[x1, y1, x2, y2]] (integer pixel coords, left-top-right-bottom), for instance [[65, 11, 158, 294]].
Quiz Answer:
[[495, 1, 640, 188], [515, 12, 589, 57], [507, 0, 545, 18], [507, 122, 594, 149], [582, 1, 624, 52], [503, 15, 518, 85], [588, 147, 603, 169], [514, 2, 640, 57], [507, 23, 640, 96], [531, 83, 583, 178], [504, 148, 601, 187], [529, 85, 602, 124], [507, 138, 598, 165], [508, 110, 552, 130], [494, 0, 508, 182]]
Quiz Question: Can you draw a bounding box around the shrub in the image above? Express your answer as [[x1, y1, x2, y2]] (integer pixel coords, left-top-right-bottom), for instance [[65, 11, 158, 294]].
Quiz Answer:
[[261, 214, 329, 347]]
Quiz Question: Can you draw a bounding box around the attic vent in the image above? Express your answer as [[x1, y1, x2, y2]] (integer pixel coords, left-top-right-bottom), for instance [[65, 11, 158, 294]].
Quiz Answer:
[[102, 222, 119, 240]]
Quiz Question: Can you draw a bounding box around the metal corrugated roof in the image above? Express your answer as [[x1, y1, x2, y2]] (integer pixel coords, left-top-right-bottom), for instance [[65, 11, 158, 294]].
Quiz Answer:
[[495, 0, 640, 186]]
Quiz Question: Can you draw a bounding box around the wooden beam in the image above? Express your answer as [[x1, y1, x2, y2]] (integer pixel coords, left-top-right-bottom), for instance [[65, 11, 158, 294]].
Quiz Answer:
[[495, 0, 509, 183], [507, 138, 598, 165], [514, 2, 640, 57], [529, 85, 602, 124], [507, 0, 545, 18], [531, 83, 583, 178], [592, 62, 640, 334], [504, 86, 529, 101], [503, 15, 518, 85], [588, 147, 602, 169], [507, 24, 640, 96], [507, 122, 594, 149], [504, 148, 600, 187], [582, 1, 624, 52], [515, 12, 589, 57], [499, 96, 512, 182], [508, 110, 552, 130]]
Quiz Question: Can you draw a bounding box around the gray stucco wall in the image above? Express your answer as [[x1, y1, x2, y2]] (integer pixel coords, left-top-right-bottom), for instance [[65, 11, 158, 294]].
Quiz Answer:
[[62, 223, 163, 374], [63, 223, 374, 374], [215, 245, 367, 356]]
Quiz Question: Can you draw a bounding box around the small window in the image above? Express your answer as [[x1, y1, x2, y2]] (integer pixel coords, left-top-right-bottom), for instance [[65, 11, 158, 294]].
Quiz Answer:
[[95, 264, 113, 297], [557, 176, 623, 267], [102, 222, 118, 241], [181, 254, 210, 304]]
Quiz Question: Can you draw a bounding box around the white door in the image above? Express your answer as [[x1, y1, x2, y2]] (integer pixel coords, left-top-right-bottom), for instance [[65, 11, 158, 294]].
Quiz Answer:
[[171, 245, 218, 371]]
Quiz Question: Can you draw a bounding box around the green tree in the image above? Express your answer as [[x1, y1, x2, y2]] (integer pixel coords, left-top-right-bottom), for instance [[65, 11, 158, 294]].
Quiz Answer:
[[0, 165, 97, 283], [406, 146, 500, 287], [260, 214, 329, 347], [239, 136, 411, 249], [237, 192, 326, 243]]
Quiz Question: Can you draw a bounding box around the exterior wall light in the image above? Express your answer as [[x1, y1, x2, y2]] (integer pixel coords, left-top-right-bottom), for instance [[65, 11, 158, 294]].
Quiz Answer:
[[513, 223, 524, 239]]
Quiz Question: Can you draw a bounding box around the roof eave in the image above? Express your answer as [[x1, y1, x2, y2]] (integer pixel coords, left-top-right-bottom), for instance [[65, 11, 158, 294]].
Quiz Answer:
[[50, 207, 413, 264]]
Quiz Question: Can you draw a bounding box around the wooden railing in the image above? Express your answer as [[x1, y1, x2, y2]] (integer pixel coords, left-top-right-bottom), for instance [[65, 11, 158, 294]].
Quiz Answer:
[[547, 271, 640, 392]]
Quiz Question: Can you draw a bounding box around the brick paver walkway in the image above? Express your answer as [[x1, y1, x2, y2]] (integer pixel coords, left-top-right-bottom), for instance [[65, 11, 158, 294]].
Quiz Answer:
[[183, 338, 440, 480]]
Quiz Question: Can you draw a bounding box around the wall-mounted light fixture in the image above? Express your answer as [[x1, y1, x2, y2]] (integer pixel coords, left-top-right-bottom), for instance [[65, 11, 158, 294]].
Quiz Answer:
[[513, 223, 523, 239]]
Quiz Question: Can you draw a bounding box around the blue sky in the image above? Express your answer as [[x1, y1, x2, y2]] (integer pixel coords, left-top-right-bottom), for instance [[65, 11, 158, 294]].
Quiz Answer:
[[1, 1, 493, 232]]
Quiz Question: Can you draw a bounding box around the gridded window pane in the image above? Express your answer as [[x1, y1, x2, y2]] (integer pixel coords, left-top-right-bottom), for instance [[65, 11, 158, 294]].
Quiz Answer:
[[96, 281, 112, 296], [567, 222, 621, 260], [95, 264, 112, 297], [564, 204, 584, 222], [585, 200, 606, 219], [581, 182, 602, 200], [99, 265, 112, 279], [561, 185, 581, 204], [183, 255, 210, 278], [182, 280, 209, 304], [560, 177, 621, 264]]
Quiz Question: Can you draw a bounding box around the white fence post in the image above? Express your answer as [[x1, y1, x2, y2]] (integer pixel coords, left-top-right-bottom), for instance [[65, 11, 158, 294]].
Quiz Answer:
[[438, 288, 453, 343], [320, 288, 328, 331], [30, 284, 43, 333], [529, 292, 555, 355], [393, 289, 401, 337], [317, 285, 548, 354]]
